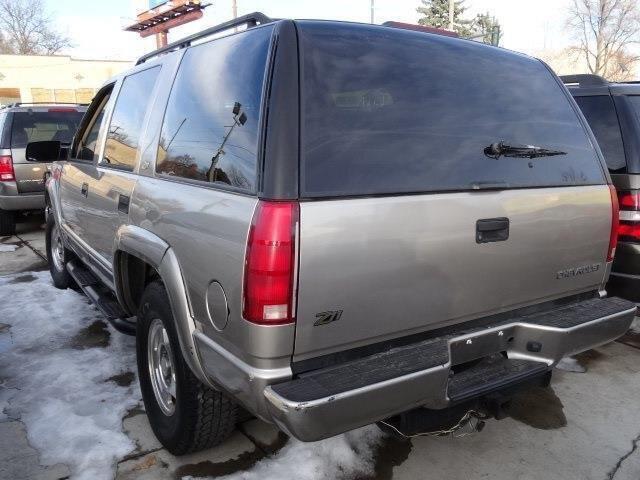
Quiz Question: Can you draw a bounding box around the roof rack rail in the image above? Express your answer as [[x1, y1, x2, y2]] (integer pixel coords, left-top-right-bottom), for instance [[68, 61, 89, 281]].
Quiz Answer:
[[0, 102, 87, 109], [382, 21, 459, 38], [559, 74, 608, 87], [136, 11, 273, 65]]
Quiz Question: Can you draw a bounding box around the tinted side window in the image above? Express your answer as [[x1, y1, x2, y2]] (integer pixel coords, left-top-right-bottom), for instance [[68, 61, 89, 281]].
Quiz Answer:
[[299, 22, 605, 197], [574, 96, 626, 172], [156, 26, 272, 191], [0, 113, 9, 149], [75, 90, 112, 161], [102, 67, 160, 171]]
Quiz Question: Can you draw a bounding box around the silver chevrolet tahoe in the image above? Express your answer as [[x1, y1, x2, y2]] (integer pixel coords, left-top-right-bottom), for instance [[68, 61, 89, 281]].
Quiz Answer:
[[35, 13, 636, 454], [0, 103, 85, 235]]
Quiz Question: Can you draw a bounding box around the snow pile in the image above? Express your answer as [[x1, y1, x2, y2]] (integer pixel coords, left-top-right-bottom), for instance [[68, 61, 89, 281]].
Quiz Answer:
[[555, 357, 586, 373], [212, 425, 384, 480], [0, 271, 141, 480]]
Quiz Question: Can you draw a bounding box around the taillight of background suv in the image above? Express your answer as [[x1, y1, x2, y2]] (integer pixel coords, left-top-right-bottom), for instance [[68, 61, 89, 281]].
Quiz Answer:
[[0, 155, 14, 181], [616, 190, 640, 244]]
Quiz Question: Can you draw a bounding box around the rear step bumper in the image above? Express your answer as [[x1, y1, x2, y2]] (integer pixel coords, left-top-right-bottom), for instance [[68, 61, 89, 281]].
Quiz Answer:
[[263, 297, 636, 441]]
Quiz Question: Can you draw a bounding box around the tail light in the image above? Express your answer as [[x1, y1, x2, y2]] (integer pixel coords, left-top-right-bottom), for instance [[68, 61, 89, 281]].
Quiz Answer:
[[618, 191, 640, 211], [608, 185, 619, 261], [616, 189, 640, 245], [0, 155, 15, 181], [243, 200, 299, 325]]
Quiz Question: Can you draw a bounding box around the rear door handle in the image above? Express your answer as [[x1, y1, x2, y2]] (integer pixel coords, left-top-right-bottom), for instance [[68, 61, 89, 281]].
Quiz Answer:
[[81, 182, 89, 197], [118, 194, 130, 214], [476, 217, 509, 243]]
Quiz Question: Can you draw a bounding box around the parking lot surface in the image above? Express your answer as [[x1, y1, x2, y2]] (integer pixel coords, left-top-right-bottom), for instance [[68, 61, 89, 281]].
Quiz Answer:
[[1, 218, 640, 480]]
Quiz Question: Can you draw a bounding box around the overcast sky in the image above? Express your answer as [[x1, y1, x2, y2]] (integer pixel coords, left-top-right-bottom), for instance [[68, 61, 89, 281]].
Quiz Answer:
[[49, 0, 576, 61]]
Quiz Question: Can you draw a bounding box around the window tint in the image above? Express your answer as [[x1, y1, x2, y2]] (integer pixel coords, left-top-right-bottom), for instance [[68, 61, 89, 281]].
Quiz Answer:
[[299, 22, 605, 197], [102, 67, 160, 171], [0, 113, 8, 149], [10, 111, 84, 148], [156, 26, 272, 191], [76, 91, 111, 161], [574, 96, 626, 172], [627, 95, 640, 132]]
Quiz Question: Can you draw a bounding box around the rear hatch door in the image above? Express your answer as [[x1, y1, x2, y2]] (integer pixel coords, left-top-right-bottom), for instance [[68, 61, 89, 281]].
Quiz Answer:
[[10, 108, 84, 193], [293, 22, 611, 361]]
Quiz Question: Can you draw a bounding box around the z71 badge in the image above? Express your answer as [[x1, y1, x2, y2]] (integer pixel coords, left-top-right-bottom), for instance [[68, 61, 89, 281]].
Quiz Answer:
[[557, 263, 600, 279], [313, 310, 343, 326]]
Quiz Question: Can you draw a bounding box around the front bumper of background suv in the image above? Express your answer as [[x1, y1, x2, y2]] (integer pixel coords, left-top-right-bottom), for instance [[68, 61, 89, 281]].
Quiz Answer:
[[261, 296, 635, 441], [0, 181, 44, 211]]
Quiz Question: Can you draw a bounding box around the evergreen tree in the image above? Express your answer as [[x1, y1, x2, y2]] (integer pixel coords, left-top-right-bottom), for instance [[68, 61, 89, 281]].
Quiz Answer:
[[416, 0, 473, 37], [473, 12, 501, 46]]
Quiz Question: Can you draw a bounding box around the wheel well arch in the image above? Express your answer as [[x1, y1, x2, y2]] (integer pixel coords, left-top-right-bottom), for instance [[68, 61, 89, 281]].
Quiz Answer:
[[113, 243, 213, 387], [114, 250, 160, 315]]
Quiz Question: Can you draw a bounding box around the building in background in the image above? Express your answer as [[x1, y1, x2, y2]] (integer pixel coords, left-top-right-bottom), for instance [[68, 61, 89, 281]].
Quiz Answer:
[[0, 54, 131, 105]]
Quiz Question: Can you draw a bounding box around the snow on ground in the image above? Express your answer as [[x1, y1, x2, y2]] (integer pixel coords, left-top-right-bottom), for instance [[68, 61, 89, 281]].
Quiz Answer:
[[0, 271, 141, 480], [556, 357, 586, 373], [0, 269, 390, 480], [209, 426, 385, 480], [0, 244, 18, 252]]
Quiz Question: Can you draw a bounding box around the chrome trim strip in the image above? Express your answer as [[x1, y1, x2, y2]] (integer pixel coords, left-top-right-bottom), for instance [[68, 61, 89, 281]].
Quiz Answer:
[[619, 210, 640, 222]]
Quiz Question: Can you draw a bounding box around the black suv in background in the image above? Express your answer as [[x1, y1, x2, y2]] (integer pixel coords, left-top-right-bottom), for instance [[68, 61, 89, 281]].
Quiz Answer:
[[0, 103, 86, 235], [562, 74, 640, 302]]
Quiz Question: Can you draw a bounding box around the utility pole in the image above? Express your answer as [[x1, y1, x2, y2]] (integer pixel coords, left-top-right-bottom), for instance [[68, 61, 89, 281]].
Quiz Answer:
[[370, 0, 374, 24], [448, 0, 454, 31], [233, 0, 238, 31]]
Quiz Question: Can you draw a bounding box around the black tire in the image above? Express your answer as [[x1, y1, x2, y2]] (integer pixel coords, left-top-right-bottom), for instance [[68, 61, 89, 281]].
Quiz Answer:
[[45, 215, 74, 289], [137, 280, 238, 455], [0, 209, 15, 236]]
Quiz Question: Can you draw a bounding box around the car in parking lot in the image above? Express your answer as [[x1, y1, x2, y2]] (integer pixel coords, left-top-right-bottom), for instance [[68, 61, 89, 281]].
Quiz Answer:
[[562, 75, 640, 303], [35, 14, 636, 454], [0, 103, 86, 235]]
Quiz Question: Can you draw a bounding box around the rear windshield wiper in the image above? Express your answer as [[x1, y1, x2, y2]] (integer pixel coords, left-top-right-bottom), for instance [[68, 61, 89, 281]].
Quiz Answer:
[[484, 141, 567, 159]]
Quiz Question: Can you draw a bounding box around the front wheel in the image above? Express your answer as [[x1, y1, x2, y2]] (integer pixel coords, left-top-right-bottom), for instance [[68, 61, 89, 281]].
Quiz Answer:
[[137, 280, 238, 455], [45, 215, 74, 289]]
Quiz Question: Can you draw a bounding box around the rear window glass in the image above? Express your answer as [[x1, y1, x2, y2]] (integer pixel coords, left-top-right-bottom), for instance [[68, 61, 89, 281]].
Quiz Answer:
[[573, 96, 626, 172], [10, 111, 84, 148], [299, 22, 605, 197]]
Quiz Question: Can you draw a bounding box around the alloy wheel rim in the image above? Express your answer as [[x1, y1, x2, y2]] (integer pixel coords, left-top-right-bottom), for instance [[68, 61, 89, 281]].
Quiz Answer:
[[147, 319, 177, 416]]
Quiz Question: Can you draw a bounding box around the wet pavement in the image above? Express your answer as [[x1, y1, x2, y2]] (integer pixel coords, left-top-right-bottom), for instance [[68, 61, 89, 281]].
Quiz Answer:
[[1, 218, 640, 480]]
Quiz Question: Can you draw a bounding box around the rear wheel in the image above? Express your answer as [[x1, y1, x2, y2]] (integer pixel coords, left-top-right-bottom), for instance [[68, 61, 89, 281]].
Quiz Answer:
[[0, 209, 15, 236], [137, 280, 238, 455], [45, 215, 73, 289]]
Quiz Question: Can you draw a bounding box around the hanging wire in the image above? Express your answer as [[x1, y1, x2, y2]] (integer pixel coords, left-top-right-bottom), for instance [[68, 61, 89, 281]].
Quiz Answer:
[[379, 410, 489, 439]]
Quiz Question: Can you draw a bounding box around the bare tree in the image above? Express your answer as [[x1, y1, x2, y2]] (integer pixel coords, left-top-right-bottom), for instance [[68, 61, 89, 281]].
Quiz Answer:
[[567, 0, 640, 80], [0, 0, 71, 55]]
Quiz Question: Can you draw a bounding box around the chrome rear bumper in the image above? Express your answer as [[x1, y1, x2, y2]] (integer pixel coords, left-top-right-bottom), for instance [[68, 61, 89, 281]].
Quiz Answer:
[[263, 297, 636, 441]]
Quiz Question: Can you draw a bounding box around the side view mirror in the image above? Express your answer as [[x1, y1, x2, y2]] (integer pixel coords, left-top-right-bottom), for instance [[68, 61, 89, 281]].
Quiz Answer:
[[25, 141, 61, 162]]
